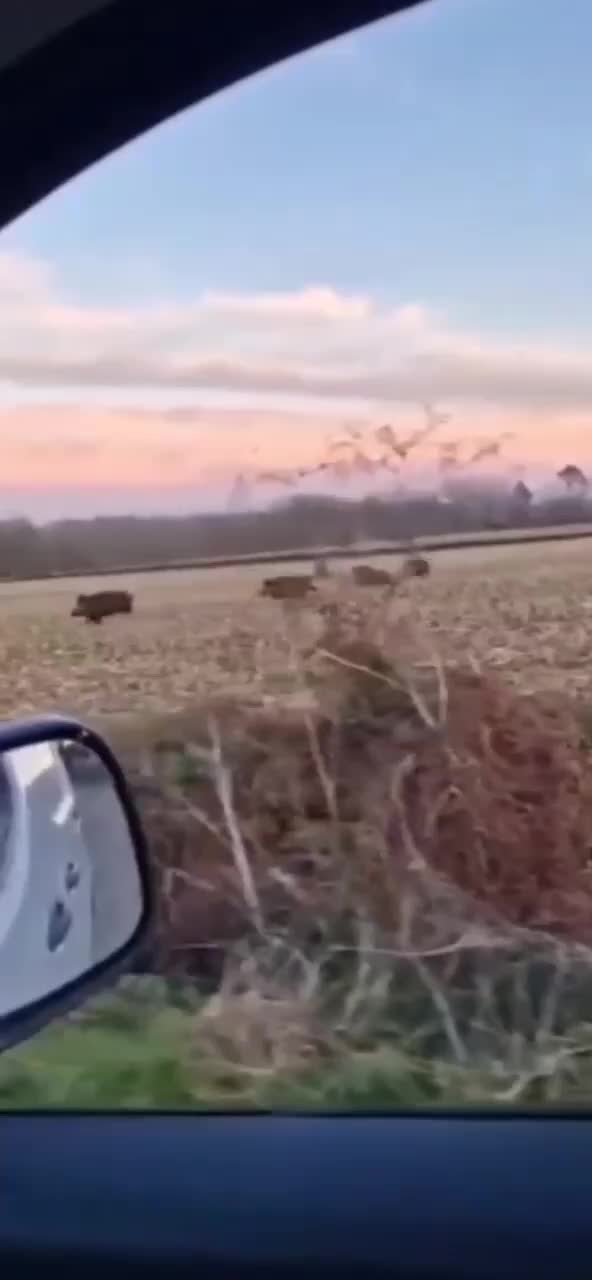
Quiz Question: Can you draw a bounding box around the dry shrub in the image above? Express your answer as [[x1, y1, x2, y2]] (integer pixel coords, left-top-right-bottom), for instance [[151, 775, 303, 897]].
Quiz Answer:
[[398, 672, 592, 941], [115, 594, 592, 985]]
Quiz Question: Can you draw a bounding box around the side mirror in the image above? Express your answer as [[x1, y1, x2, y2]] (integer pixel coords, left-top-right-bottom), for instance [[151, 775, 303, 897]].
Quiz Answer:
[[0, 716, 152, 1051]]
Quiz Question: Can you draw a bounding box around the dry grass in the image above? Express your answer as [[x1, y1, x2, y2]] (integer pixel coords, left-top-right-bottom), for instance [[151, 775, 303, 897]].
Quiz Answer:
[[4, 537, 592, 1106], [1, 536, 592, 718]]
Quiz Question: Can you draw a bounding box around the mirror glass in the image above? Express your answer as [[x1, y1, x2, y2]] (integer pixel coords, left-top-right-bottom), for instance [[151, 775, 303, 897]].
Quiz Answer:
[[0, 737, 144, 1018]]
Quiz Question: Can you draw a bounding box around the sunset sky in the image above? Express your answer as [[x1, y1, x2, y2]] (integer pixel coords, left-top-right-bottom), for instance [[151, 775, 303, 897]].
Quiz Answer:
[[1, 0, 592, 519]]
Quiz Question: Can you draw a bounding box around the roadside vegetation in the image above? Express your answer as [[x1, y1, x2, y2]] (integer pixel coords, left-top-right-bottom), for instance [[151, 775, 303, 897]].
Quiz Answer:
[[3, 542, 592, 1108]]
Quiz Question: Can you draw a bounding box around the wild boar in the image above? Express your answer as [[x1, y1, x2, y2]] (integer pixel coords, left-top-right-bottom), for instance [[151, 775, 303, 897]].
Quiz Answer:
[[403, 555, 430, 578], [351, 564, 394, 587], [71, 589, 133, 624], [260, 575, 317, 600]]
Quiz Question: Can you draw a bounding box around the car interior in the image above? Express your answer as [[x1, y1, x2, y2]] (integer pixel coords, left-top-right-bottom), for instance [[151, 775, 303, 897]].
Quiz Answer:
[[1, 1, 592, 1277]]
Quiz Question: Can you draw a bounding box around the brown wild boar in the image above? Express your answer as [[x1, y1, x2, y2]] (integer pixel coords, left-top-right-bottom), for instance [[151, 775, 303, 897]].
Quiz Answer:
[[71, 590, 133, 624], [260, 575, 317, 600], [351, 564, 394, 588], [403, 554, 430, 577]]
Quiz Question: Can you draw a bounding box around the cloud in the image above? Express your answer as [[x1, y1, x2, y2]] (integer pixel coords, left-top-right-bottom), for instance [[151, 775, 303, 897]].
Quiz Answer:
[[2, 251, 592, 412], [202, 286, 372, 322], [0, 402, 347, 487]]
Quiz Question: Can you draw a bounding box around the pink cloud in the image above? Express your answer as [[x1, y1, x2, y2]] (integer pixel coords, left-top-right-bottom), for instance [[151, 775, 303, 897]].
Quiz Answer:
[[1, 251, 592, 511], [3, 250, 592, 412], [1, 402, 592, 499]]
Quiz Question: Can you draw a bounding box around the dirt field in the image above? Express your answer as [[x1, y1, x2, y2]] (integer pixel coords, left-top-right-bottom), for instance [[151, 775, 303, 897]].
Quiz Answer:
[[0, 536, 591, 721]]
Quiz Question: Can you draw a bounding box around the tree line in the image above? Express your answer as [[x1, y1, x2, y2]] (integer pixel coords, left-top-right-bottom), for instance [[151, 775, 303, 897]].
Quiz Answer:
[[1, 483, 592, 579]]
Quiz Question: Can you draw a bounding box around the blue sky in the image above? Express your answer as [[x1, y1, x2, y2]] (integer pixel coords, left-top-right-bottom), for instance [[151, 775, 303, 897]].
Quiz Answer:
[[1, 0, 592, 516], [4, 0, 591, 334]]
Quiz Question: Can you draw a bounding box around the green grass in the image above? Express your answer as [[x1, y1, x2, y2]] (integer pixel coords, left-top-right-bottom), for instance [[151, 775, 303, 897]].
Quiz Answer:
[[3, 977, 592, 1110]]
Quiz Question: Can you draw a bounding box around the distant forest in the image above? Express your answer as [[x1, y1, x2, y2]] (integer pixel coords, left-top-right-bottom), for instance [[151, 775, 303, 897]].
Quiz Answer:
[[1, 480, 592, 579]]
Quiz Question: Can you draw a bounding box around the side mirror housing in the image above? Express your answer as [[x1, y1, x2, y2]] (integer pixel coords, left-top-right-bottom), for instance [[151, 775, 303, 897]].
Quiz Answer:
[[0, 716, 152, 1052]]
